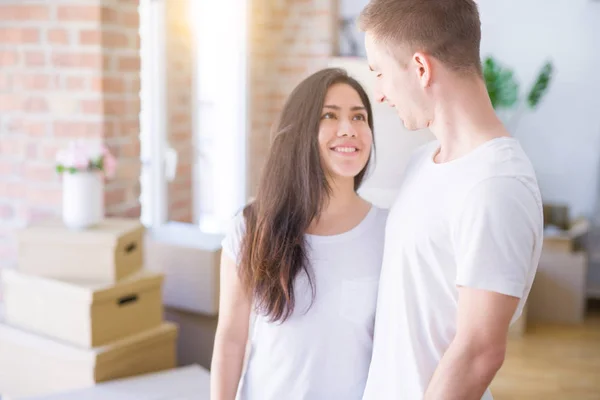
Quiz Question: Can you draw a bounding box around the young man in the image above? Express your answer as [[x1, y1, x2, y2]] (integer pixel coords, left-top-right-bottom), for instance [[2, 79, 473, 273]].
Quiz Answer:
[[359, 1, 544, 399]]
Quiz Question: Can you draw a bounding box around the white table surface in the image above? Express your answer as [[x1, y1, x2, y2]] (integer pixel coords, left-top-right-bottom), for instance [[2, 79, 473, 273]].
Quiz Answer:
[[18, 365, 210, 400]]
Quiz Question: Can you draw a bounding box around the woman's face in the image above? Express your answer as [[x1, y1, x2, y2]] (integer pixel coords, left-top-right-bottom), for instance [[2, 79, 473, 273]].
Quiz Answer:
[[318, 83, 373, 183]]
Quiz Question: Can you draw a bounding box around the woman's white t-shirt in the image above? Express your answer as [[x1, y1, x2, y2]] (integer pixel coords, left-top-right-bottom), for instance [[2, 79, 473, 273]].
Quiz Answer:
[[221, 205, 388, 400]]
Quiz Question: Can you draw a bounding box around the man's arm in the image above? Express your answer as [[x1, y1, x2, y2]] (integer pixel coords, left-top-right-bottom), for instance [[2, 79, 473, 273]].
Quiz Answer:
[[424, 176, 542, 399], [424, 287, 518, 400]]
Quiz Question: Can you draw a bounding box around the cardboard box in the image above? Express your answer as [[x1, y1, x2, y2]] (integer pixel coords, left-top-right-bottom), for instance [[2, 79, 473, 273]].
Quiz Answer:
[[145, 222, 222, 315], [1, 269, 164, 348], [16, 364, 209, 400], [543, 218, 590, 253], [0, 321, 177, 400], [17, 218, 145, 283], [528, 210, 591, 324], [528, 249, 589, 324]]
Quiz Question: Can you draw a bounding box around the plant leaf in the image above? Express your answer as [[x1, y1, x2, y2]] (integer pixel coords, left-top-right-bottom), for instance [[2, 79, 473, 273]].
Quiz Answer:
[[527, 61, 553, 109], [482, 56, 519, 110]]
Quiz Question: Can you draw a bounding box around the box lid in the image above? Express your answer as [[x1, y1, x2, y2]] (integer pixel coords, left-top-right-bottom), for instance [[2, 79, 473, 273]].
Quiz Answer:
[[95, 322, 177, 365], [0, 318, 95, 363], [17, 218, 145, 248], [0, 318, 176, 364], [1, 269, 163, 304]]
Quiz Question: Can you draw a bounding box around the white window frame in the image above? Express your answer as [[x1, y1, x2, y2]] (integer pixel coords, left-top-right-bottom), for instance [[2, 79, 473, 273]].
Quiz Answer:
[[139, 0, 167, 228]]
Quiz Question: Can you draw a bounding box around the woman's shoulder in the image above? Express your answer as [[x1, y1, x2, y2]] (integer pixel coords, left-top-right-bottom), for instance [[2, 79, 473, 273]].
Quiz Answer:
[[349, 202, 389, 238], [371, 204, 390, 218], [221, 206, 250, 262], [224, 208, 247, 236], [369, 204, 390, 229], [358, 200, 389, 223]]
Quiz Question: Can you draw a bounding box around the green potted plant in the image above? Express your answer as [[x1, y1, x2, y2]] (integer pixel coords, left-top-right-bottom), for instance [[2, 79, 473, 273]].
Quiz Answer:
[[482, 55, 554, 132]]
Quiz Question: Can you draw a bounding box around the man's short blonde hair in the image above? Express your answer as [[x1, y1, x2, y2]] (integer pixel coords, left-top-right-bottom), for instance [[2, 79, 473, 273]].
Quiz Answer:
[[359, 0, 482, 76]]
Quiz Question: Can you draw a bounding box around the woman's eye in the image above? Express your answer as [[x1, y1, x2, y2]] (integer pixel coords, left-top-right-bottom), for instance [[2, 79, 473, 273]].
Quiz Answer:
[[353, 114, 367, 121], [322, 112, 336, 120]]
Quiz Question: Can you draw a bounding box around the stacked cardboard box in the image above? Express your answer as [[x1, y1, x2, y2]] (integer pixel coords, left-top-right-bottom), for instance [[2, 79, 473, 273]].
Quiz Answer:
[[527, 205, 590, 324], [0, 218, 178, 400]]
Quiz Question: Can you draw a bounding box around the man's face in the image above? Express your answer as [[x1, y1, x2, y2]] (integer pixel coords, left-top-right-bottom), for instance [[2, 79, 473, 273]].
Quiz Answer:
[[364, 32, 430, 131]]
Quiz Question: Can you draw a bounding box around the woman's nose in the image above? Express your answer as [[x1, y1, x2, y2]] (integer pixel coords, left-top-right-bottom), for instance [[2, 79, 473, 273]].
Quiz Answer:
[[337, 120, 357, 137]]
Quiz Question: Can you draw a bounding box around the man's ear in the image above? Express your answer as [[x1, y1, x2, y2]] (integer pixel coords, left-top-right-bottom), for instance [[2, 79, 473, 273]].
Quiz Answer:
[[413, 52, 432, 88]]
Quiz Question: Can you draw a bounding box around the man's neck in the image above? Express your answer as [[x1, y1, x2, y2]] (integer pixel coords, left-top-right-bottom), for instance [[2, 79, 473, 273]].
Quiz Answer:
[[429, 75, 510, 164]]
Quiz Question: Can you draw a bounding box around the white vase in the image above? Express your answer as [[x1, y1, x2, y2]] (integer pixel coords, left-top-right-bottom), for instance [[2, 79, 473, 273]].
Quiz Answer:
[[62, 171, 104, 230]]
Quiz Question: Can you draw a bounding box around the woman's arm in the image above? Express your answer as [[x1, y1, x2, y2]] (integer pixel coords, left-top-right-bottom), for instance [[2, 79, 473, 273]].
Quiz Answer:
[[210, 253, 252, 400]]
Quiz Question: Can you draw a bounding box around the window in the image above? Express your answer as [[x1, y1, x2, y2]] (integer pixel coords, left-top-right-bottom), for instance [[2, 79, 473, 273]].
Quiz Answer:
[[139, 0, 248, 232], [191, 0, 248, 233]]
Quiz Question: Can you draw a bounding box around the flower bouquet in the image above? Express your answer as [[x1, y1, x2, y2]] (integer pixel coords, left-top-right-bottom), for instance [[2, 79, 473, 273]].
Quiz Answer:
[[55, 140, 118, 229]]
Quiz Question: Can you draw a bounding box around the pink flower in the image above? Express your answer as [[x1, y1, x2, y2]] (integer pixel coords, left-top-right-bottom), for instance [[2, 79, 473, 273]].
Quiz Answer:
[[56, 140, 118, 178], [56, 141, 90, 170], [102, 146, 118, 179], [72, 142, 90, 170]]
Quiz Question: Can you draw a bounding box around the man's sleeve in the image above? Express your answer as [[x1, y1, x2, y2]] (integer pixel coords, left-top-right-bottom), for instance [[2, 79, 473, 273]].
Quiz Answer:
[[452, 176, 542, 298]]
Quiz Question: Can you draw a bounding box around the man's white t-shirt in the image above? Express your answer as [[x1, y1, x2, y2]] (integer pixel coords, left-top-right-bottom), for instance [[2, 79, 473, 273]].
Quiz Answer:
[[362, 138, 543, 400], [222, 205, 388, 400]]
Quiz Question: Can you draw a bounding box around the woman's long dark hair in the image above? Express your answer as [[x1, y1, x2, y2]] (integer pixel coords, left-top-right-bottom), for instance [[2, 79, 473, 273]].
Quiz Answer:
[[239, 68, 375, 323]]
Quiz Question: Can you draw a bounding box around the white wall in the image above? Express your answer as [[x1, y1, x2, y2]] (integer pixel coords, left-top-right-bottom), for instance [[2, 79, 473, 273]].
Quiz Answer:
[[479, 0, 600, 218], [338, 0, 600, 217]]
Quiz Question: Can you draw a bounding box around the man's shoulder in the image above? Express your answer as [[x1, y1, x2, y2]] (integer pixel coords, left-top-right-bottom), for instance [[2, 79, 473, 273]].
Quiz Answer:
[[464, 138, 539, 190], [482, 138, 536, 175], [453, 139, 543, 225], [467, 175, 541, 206]]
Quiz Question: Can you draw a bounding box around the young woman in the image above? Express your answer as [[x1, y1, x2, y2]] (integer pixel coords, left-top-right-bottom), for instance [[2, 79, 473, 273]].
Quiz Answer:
[[210, 68, 388, 400]]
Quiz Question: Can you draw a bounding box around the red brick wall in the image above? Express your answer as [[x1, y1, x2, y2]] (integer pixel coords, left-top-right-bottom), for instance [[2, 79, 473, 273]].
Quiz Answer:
[[0, 0, 338, 271], [165, 0, 193, 223], [0, 0, 141, 269], [248, 0, 337, 193]]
